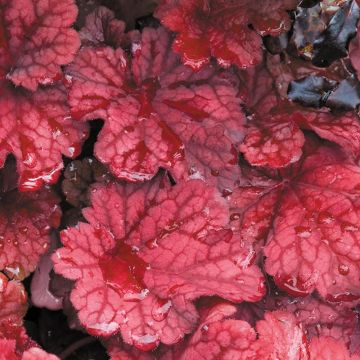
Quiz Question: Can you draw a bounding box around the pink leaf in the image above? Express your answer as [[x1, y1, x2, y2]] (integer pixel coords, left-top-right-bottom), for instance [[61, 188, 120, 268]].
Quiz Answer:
[[309, 336, 360, 360], [0, 183, 61, 277], [0, 0, 88, 190], [240, 119, 305, 169], [0, 277, 27, 327], [232, 136, 360, 301], [162, 306, 308, 360], [53, 177, 265, 349], [252, 311, 309, 359], [68, 26, 245, 191], [239, 65, 360, 168], [155, 0, 298, 70], [238, 65, 305, 168], [79, 6, 140, 48], [30, 235, 63, 311], [0, 328, 59, 360], [0, 85, 88, 191], [21, 348, 59, 360], [1, 0, 80, 91], [266, 295, 357, 345], [0, 339, 18, 360]]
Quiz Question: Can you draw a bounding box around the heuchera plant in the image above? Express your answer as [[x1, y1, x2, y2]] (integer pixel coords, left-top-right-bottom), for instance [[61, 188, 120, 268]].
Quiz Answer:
[[3, 0, 360, 358]]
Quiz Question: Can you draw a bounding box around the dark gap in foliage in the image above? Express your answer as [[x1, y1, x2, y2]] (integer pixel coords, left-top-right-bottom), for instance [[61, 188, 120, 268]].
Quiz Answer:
[[24, 308, 108, 359]]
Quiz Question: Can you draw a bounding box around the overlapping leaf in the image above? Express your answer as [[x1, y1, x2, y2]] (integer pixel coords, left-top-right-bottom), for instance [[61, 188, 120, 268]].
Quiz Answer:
[[0, 162, 61, 278], [68, 26, 245, 191], [155, 0, 298, 70], [0, 0, 88, 191], [53, 176, 265, 349], [239, 64, 360, 167], [233, 136, 360, 301]]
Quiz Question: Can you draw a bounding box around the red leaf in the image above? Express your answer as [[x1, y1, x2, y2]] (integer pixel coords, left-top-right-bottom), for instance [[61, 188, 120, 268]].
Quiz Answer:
[[155, 0, 298, 70], [53, 177, 265, 349], [106, 340, 155, 360], [0, 182, 61, 277], [0, 85, 88, 192], [68, 26, 245, 192], [0, 339, 60, 360], [309, 336, 360, 360], [0, 339, 18, 360], [266, 295, 357, 345], [0, 0, 87, 190], [238, 65, 305, 168], [162, 303, 257, 360], [79, 6, 140, 48], [239, 64, 360, 167], [233, 136, 360, 301], [252, 311, 309, 359], [0, 0, 80, 91], [240, 119, 305, 169], [21, 348, 59, 360], [0, 277, 27, 327], [302, 110, 360, 158], [0, 279, 58, 359], [162, 306, 308, 360]]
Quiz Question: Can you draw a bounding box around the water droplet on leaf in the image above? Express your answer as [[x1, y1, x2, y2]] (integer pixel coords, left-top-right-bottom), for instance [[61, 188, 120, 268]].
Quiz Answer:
[[338, 264, 350, 276], [151, 298, 172, 322], [131, 333, 159, 352]]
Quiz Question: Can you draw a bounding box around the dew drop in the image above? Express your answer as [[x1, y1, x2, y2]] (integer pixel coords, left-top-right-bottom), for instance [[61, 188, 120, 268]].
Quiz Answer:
[[145, 239, 158, 249], [20, 135, 37, 168], [317, 211, 334, 224], [151, 299, 172, 322], [19, 226, 28, 234], [39, 225, 51, 236], [87, 321, 119, 336], [235, 276, 245, 284], [124, 125, 135, 133], [167, 284, 184, 297], [341, 222, 359, 232], [276, 274, 309, 297], [131, 333, 159, 352], [222, 188, 233, 197], [201, 324, 209, 334], [123, 288, 149, 302], [338, 264, 350, 276], [4, 262, 26, 281], [230, 213, 240, 221], [295, 226, 312, 238], [211, 169, 220, 177]]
